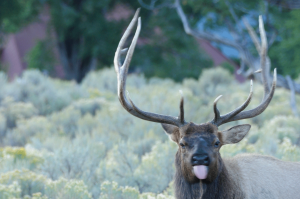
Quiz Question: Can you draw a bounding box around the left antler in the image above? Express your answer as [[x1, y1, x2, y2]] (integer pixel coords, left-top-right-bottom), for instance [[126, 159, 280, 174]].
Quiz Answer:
[[114, 8, 187, 127]]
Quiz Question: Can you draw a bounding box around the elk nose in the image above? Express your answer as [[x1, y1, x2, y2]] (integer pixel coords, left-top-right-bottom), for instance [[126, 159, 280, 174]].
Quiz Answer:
[[192, 154, 209, 166]]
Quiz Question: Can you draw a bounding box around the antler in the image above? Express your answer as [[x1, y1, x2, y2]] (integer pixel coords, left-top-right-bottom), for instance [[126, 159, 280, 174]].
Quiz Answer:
[[114, 8, 187, 127], [210, 16, 277, 127]]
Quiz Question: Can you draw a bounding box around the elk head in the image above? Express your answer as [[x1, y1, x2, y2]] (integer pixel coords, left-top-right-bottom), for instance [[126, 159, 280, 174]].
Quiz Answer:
[[114, 9, 277, 183]]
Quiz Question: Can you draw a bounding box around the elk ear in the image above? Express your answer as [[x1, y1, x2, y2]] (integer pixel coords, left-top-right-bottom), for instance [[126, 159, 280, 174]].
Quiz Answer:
[[161, 123, 180, 143], [218, 124, 251, 145]]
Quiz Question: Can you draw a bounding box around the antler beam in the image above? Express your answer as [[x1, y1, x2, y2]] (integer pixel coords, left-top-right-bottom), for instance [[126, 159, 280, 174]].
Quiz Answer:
[[114, 9, 187, 127]]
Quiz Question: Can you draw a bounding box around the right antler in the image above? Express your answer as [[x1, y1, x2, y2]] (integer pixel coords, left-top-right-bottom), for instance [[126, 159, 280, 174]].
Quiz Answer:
[[114, 8, 187, 127], [210, 16, 277, 127]]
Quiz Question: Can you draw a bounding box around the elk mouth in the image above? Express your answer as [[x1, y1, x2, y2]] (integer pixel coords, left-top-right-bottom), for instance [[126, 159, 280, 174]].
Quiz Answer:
[[193, 165, 208, 180], [191, 154, 210, 180]]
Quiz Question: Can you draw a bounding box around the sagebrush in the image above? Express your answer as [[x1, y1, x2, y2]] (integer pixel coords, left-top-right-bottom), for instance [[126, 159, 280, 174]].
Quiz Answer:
[[0, 67, 299, 198]]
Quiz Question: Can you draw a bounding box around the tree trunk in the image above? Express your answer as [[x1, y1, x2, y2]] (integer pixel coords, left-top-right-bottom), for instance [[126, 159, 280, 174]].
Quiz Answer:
[[57, 36, 95, 83]]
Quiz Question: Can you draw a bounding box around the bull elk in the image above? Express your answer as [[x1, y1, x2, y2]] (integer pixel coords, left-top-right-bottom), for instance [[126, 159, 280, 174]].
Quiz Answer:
[[114, 9, 300, 199]]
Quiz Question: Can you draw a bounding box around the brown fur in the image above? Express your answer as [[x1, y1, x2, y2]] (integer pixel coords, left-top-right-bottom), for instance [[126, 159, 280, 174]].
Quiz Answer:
[[162, 122, 300, 199]]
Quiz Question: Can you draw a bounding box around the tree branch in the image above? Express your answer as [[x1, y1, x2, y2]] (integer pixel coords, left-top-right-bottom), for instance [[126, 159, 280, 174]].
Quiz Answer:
[[174, 0, 240, 49], [267, 0, 300, 10], [237, 59, 245, 74], [224, 18, 240, 42], [258, 16, 271, 96], [286, 75, 299, 117], [225, 0, 243, 35], [173, 0, 300, 116], [138, 0, 174, 10], [243, 18, 261, 53]]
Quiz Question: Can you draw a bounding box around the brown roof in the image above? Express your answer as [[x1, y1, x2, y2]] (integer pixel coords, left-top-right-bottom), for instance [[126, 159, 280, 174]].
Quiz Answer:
[[197, 39, 245, 82]]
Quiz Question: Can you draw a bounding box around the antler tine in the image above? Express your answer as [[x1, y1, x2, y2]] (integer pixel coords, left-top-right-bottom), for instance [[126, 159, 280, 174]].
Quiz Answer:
[[114, 9, 140, 73], [114, 9, 142, 114], [210, 17, 276, 126], [179, 96, 184, 124], [229, 69, 276, 121], [213, 95, 222, 123], [114, 9, 187, 127], [211, 80, 253, 126]]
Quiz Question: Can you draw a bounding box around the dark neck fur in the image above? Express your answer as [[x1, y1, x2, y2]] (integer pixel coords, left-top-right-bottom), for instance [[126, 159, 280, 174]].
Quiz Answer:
[[174, 152, 244, 199]]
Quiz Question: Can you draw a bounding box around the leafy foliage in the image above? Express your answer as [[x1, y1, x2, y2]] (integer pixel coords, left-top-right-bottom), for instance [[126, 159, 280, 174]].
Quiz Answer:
[[11, 0, 212, 82], [3, 0, 300, 84], [0, 0, 41, 33], [25, 40, 56, 74], [129, 4, 212, 81], [0, 67, 299, 198], [269, 10, 300, 78]]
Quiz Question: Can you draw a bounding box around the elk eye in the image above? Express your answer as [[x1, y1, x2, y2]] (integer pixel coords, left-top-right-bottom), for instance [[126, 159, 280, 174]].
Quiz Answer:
[[214, 141, 220, 148], [180, 143, 185, 148]]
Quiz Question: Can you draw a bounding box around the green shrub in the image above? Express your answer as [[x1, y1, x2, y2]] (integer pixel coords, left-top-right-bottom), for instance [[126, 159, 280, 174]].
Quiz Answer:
[[45, 178, 92, 199], [49, 106, 81, 138], [0, 67, 298, 198], [99, 181, 174, 199], [25, 40, 55, 74], [0, 147, 43, 172], [3, 70, 87, 115], [0, 169, 47, 197], [4, 116, 53, 146], [0, 181, 21, 199], [0, 97, 38, 129]]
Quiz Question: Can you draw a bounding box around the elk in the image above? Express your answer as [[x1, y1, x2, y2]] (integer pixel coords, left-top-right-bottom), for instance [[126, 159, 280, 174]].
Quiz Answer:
[[114, 9, 300, 199]]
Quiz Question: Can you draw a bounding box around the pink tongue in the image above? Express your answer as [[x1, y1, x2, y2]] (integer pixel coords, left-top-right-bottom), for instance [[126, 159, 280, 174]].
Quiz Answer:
[[193, 165, 208, 179]]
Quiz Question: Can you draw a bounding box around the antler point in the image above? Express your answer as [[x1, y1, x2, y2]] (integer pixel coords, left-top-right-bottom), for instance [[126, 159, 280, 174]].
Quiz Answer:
[[179, 90, 183, 96], [136, 8, 141, 15], [214, 95, 222, 104], [254, 69, 262, 73]]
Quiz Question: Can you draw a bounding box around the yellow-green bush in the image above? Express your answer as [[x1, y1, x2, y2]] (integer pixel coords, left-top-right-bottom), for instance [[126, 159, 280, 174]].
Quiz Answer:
[[0, 97, 38, 129], [99, 181, 174, 199], [0, 67, 299, 198], [0, 181, 21, 199]]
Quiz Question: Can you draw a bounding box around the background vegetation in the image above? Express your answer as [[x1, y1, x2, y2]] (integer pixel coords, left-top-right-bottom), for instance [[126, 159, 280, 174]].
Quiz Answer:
[[3, 0, 300, 82], [0, 67, 299, 198]]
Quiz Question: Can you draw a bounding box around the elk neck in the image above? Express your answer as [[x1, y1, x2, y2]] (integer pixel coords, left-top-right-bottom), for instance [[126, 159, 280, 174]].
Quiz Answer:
[[174, 151, 244, 199]]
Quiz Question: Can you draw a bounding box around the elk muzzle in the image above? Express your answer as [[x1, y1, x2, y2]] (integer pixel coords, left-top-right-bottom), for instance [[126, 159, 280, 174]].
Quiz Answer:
[[192, 154, 209, 166], [192, 154, 210, 180]]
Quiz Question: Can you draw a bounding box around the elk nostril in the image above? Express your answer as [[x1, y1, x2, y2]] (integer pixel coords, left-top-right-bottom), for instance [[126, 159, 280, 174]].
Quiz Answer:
[[192, 154, 210, 165], [204, 156, 209, 164]]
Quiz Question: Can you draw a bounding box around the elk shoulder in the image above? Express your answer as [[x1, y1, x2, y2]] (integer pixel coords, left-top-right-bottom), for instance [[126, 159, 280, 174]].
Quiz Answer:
[[224, 154, 300, 199]]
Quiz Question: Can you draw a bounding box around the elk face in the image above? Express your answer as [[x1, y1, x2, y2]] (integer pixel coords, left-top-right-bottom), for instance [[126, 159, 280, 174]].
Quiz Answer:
[[162, 122, 251, 183]]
